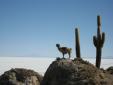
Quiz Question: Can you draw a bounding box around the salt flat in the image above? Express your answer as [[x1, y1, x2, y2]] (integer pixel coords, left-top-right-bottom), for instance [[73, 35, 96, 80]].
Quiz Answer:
[[0, 57, 113, 75]]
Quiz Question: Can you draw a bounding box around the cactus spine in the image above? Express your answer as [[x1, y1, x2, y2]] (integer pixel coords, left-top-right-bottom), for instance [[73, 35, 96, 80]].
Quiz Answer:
[[93, 15, 105, 68], [75, 28, 81, 58]]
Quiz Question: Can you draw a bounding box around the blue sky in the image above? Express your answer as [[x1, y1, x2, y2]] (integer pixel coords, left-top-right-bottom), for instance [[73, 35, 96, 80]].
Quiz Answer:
[[0, 0, 113, 58]]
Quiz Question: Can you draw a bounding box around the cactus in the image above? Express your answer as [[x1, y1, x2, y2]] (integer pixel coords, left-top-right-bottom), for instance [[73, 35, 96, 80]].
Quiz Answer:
[[93, 15, 105, 68], [75, 28, 81, 58]]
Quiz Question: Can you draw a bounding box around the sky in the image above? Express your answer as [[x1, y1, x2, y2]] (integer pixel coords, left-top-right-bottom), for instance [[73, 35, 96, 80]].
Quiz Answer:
[[0, 0, 113, 58]]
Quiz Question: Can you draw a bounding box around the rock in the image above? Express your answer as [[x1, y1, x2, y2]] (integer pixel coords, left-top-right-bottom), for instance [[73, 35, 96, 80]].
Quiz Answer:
[[0, 68, 43, 85], [41, 58, 113, 85], [106, 66, 113, 75]]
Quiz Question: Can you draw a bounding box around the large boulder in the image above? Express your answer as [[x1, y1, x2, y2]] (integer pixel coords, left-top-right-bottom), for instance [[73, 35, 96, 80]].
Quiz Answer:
[[0, 68, 43, 85], [41, 58, 113, 85]]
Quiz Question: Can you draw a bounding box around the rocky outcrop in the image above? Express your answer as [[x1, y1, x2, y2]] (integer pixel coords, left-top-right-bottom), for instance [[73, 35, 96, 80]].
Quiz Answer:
[[41, 58, 113, 85], [0, 59, 113, 85], [0, 68, 43, 85]]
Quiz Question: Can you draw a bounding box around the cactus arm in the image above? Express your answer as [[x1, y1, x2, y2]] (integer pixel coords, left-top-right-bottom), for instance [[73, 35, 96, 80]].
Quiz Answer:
[[93, 36, 97, 47], [101, 32, 105, 46]]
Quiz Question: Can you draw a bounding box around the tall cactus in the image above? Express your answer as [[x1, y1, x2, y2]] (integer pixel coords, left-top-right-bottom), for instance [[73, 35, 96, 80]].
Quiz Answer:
[[93, 15, 105, 68], [75, 28, 81, 58]]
